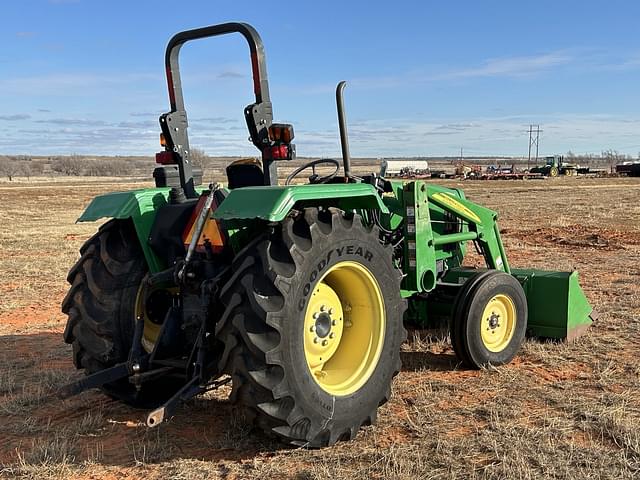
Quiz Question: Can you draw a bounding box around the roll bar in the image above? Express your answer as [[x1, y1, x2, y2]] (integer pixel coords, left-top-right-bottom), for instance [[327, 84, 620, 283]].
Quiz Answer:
[[159, 23, 275, 197], [165, 22, 271, 111]]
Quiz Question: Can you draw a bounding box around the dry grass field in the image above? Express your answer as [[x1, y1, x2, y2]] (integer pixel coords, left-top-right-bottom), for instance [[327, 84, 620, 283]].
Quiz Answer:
[[0, 175, 638, 479]]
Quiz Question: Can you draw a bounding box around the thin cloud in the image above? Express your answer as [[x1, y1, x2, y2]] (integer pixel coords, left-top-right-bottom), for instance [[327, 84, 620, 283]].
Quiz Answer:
[[424, 130, 461, 137], [217, 71, 244, 79], [43, 43, 65, 53], [34, 118, 109, 126], [0, 114, 31, 121], [592, 52, 640, 72], [32, 117, 159, 129], [117, 120, 157, 129], [4, 113, 639, 157], [436, 52, 572, 80], [293, 114, 640, 158], [192, 117, 238, 124], [423, 123, 478, 136], [130, 111, 164, 117], [0, 72, 160, 95], [289, 51, 575, 94], [15, 31, 36, 38]]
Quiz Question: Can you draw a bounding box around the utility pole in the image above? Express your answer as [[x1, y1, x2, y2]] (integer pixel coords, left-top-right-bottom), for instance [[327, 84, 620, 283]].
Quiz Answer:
[[535, 125, 540, 163], [527, 125, 541, 169]]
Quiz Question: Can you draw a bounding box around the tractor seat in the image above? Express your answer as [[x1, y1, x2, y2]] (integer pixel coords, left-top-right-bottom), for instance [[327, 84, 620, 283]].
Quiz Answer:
[[226, 158, 264, 189]]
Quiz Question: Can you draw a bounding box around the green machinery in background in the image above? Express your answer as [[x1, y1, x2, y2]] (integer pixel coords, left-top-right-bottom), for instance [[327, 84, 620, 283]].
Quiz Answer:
[[530, 155, 579, 177], [60, 23, 594, 448]]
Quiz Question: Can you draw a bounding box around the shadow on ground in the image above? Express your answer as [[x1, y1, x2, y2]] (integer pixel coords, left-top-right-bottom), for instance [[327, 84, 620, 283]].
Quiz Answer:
[[400, 350, 460, 372], [0, 331, 289, 468]]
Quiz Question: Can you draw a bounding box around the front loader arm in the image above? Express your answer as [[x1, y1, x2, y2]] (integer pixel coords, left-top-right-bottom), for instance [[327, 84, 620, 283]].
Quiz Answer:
[[399, 180, 593, 341], [428, 189, 510, 273], [399, 181, 510, 295]]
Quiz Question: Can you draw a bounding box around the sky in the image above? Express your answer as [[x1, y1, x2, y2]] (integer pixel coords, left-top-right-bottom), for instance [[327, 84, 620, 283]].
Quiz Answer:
[[1, 0, 639, 158]]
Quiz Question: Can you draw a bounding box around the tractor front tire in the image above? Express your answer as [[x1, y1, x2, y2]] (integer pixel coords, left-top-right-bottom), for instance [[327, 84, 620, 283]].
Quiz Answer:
[[217, 208, 406, 447], [62, 219, 178, 407], [451, 271, 527, 368]]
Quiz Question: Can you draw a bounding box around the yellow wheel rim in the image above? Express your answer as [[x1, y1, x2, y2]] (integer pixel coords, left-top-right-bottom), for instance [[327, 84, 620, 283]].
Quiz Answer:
[[480, 294, 517, 353], [303, 261, 385, 396], [135, 281, 177, 353]]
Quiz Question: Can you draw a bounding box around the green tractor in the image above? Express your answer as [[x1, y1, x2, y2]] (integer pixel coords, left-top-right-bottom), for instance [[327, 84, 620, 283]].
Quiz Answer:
[[60, 23, 594, 447], [530, 155, 578, 177]]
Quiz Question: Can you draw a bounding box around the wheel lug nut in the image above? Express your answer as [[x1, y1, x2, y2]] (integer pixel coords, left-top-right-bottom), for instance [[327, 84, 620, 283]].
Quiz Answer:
[[331, 320, 336, 326], [328, 308, 334, 315], [313, 337, 319, 344], [322, 340, 328, 346], [313, 312, 319, 319], [329, 332, 335, 339], [310, 325, 316, 332], [320, 305, 326, 312]]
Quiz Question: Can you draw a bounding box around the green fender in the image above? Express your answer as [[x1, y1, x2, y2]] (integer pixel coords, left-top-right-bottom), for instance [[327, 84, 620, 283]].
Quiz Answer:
[[77, 188, 173, 272], [212, 183, 388, 225], [77, 183, 388, 273]]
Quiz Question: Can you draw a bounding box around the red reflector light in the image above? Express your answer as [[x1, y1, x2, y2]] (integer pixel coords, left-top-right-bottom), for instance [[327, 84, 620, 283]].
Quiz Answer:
[[156, 151, 174, 165], [182, 194, 225, 253], [270, 145, 289, 160]]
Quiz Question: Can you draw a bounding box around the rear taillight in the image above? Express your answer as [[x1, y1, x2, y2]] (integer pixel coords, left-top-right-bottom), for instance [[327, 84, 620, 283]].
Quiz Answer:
[[270, 144, 290, 160], [156, 151, 174, 164]]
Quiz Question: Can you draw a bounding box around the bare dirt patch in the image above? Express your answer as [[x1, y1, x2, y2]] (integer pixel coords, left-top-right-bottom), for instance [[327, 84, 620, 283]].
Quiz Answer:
[[505, 225, 640, 250]]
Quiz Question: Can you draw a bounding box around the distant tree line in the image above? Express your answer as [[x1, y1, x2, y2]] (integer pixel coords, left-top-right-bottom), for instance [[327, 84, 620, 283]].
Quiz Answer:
[[0, 148, 216, 181], [0, 148, 637, 181], [0, 156, 43, 180], [0, 154, 156, 181]]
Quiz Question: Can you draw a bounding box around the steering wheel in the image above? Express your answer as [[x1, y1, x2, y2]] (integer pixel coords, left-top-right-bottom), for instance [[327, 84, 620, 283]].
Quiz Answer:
[[285, 159, 340, 185]]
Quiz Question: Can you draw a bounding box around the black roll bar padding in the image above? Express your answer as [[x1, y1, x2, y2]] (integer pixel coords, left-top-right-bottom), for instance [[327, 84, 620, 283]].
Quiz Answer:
[[336, 81, 352, 180], [165, 22, 271, 111]]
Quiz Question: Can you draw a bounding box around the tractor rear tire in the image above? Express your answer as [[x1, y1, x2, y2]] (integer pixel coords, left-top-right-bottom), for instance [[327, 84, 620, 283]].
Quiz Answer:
[[450, 271, 527, 368], [62, 219, 181, 408], [217, 208, 406, 447]]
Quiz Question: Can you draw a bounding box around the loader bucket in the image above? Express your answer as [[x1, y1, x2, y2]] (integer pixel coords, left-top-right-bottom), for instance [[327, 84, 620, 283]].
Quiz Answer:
[[511, 269, 594, 341]]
